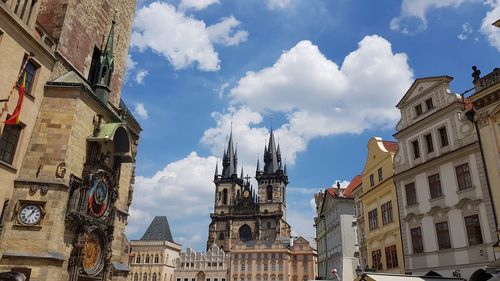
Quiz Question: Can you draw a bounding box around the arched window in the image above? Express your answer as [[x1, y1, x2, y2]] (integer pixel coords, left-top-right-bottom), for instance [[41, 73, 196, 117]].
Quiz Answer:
[[134, 273, 138, 281], [266, 186, 273, 201], [223, 189, 228, 205], [154, 254, 159, 263], [143, 273, 147, 281], [145, 255, 150, 263], [152, 273, 157, 281], [136, 255, 141, 263], [239, 224, 252, 242]]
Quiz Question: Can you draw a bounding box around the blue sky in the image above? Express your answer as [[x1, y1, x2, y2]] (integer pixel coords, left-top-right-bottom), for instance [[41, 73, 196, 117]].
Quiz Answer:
[[123, 0, 500, 250]]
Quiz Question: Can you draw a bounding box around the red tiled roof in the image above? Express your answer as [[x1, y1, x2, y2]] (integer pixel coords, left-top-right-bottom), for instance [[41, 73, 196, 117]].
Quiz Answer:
[[325, 175, 361, 199], [382, 141, 398, 153]]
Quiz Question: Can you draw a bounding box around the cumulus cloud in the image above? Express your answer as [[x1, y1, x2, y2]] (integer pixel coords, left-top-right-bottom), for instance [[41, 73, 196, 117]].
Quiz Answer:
[[179, 0, 219, 11], [133, 102, 150, 120], [126, 152, 218, 248], [267, 0, 293, 10], [131, 2, 248, 72], [207, 16, 249, 47], [480, 1, 500, 51], [390, 0, 477, 34], [135, 69, 149, 84], [124, 54, 137, 81]]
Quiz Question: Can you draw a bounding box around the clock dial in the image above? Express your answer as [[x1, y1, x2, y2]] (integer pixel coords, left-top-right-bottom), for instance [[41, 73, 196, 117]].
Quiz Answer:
[[18, 204, 42, 225], [81, 232, 105, 276], [89, 178, 109, 217], [243, 190, 250, 198]]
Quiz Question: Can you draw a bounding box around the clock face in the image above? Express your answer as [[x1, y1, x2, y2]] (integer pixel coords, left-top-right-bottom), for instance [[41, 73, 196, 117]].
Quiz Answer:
[[243, 190, 250, 198], [81, 232, 105, 276], [18, 204, 42, 225], [89, 178, 109, 217]]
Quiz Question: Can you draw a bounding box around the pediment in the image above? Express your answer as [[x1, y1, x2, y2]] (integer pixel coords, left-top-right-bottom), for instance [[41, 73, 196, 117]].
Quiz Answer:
[[396, 76, 453, 108]]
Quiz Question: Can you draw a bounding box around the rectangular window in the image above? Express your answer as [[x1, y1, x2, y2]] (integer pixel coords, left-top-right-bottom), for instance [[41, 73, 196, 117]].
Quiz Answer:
[[412, 140, 420, 159], [177, 278, 181, 281], [241, 263, 245, 271], [438, 127, 449, 147], [385, 245, 398, 269], [271, 262, 275, 271], [371, 249, 382, 270], [428, 173, 443, 199], [456, 163, 473, 190], [263, 263, 268, 271], [378, 168, 383, 181], [465, 214, 483, 246], [214, 279, 217, 281], [278, 261, 283, 271], [368, 209, 378, 230], [410, 227, 424, 253], [424, 133, 434, 153], [0, 123, 22, 164], [257, 263, 261, 271], [425, 98, 434, 110], [381, 201, 393, 225], [436, 221, 452, 249], [415, 104, 423, 116], [370, 174, 374, 187], [405, 183, 417, 206], [17, 56, 38, 94]]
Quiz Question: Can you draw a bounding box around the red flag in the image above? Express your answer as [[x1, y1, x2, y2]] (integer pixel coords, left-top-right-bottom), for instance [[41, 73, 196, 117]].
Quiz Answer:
[[5, 73, 26, 125]]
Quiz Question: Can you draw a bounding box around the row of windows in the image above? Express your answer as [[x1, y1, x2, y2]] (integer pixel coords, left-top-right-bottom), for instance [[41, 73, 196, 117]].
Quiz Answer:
[[238, 262, 286, 272], [371, 245, 398, 270], [411, 126, 449, 160], [233, 253, 288, 259], [409, 214, 483, 253], [177, 278, 225, 281], [404, 163, 473, 206], [369, 168, 384, 187], [367, 201, 393, 231], [180, 262, 223, 268], [133, 273, 162, 281], [135, 254, 162, 264], [414, 97, 434, 118]]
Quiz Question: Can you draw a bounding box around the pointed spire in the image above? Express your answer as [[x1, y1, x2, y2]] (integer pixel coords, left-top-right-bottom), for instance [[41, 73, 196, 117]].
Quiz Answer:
[[263, 129, 279, 174], [221, 130, 237, 179], [256, 158, 260, 174], [240, 166, 244, 179], [284, 163, 287, 175], [93, 16, 116, 104], [214, 159, 219, 180]]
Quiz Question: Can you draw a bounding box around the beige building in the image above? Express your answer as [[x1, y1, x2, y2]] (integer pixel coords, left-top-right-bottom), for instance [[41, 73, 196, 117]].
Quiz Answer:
[[175, 245, 229, 281], [468, 67, 500, 259], [360, 137, 404, 274], [394, 76, 496, 279], [130, 217, 182, 281], [0, 0, 140, 280], [352, 179, 367, 271], [229, 237, 316, 281]]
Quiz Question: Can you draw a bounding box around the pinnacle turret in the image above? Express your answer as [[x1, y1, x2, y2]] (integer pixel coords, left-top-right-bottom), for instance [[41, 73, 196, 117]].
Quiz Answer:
[[221, 131, 238, 179]]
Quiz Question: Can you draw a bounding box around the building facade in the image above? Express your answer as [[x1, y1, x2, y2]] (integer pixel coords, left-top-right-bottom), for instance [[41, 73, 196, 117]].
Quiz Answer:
[[468, 67, 500, 258], [0, 0, 140, 280], [393, 76, 497, 279], [175, 245, 229, 281], [360, 137, 404, 273], [352, 179, 367, 271], [229, 237, 316, 281], [130, 217, 182, 281], [314, 177, 360, 280]]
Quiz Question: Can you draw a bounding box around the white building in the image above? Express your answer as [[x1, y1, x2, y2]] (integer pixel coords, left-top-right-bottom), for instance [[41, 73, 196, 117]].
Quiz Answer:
[[174, 245, 229, 281], [314, 177, 360, 280], [393, 76, 497, 279]]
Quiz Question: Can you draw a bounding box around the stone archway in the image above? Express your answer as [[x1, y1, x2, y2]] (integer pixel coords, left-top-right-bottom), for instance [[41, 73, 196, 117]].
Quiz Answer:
[[196, 271, 205, 281]]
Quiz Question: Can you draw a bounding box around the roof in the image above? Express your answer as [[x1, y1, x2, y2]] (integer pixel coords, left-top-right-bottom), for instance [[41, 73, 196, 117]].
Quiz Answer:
[[395, 76, 453, 108], [325, 175, 361, 199], [382, 141, 398, 153], [140, 216, 175, 243]]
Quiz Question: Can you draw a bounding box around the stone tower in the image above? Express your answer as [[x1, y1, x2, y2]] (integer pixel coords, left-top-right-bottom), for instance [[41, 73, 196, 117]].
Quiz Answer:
[[0, 0, 139, 280], [207, 130, 291, 251]]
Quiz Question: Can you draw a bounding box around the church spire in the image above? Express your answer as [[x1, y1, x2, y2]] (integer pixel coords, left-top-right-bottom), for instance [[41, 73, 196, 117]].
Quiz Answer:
[[263, 129, 280, 174], [93, 16, 116, 104], [221, 130, 237, 179], [214, 160, 219, 180]]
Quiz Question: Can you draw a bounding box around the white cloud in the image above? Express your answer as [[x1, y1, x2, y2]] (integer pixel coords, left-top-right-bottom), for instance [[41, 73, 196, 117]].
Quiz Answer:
[[179, 0, 219, 11], [267, 0, 293, 10], [134, 102, 150, 120], [135, 69, 149, 84], [207, 16, 249, 47], [127, 152, 218, 249], [480, 1, 500, 51], [131, 2, 248, 72], [390, 0, 477, 34], [217, 82, 230, 98], [458, 22, 474, 40], [125, 54, 137, 81]]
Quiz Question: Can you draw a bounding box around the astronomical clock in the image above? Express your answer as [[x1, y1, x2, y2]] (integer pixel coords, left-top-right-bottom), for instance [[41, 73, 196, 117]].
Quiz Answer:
[[66, 130, 123, 281]]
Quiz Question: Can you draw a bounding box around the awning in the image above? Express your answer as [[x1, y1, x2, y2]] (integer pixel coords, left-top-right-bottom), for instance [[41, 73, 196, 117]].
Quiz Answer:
[[355, 273, 464, 281], [88, 123, 131, 158], [89, 123, 127, 142]]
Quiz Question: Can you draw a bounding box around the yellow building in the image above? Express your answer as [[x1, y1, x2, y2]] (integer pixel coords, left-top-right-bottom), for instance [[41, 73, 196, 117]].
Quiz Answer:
[[468, 67, 500, 257], [360, 137, 404, 273]]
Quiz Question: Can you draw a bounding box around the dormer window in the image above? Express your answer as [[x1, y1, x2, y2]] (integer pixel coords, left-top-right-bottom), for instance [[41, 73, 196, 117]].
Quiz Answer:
[[415, 104, 423, 117], [425, 98, 434, 110]]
